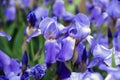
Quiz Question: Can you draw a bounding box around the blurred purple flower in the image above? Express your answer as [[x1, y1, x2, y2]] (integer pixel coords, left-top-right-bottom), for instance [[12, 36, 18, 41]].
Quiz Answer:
[[27, 7, 49, 27], [52, 0, 65, 17], [22, 0, 31, 8], [4, 6, 16, 21], [106, 0, 120, 19], [62, 11, 75, 22]]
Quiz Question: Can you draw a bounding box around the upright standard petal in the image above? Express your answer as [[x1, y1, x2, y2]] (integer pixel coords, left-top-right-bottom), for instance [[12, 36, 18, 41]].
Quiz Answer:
[[68, 13, 90, 40]]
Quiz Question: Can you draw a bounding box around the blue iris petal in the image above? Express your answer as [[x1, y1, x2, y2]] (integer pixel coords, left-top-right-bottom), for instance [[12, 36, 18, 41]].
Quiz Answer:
[[68, 13, 90, 40], [53, 0, 65, 17], [4, 6, 16, 21], [0, 50, 10, 69], [57, 36, 75, 62], [45, 39, 61, 63]]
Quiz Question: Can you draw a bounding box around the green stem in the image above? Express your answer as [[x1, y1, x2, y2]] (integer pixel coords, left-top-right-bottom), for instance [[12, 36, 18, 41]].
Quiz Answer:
[[30, 40, 34, 62]]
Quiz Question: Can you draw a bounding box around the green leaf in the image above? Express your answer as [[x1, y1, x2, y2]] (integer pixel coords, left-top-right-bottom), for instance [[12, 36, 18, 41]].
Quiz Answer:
[[111, 48, 116, 68], [12, 22, 25, 59], [72, 47, 78, 65]]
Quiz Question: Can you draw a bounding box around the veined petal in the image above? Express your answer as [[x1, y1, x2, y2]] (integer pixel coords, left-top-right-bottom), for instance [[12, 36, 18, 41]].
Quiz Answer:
[[39, 17, 55, 34], [57, 36, 75, 62], [68, 21, 90, 40], [4, 59, 20, 75], [68, 13, 90, 40], [45, 39, 61, 63], [0, 31, 12, 41], [44, 22, 59, 39], [93, 44, 112, 59]]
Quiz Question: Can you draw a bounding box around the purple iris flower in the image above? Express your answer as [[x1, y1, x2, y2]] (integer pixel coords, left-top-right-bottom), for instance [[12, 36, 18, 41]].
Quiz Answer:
[[27, 13, 90, 63], [52, 0, 65, 17], [57, 13, 90, 61], [4, 5, 16, 21], [0, 31, 11, 41]]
